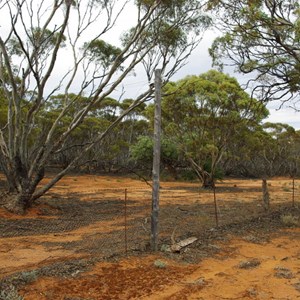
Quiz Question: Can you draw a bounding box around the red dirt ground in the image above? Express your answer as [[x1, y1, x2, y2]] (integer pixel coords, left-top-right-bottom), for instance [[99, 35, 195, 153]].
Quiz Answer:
[[20, 231, 300, 300], [0, 175, 299, 299]]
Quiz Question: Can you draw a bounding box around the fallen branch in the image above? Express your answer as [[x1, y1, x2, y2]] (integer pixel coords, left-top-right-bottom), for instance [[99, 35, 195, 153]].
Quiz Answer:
[[170, 237, 198, 253]]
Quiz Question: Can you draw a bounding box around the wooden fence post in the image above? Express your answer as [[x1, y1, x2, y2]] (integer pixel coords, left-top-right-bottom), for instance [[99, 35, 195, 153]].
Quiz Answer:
[[151, 69, 162, 251], [124, 188, 128, 255]]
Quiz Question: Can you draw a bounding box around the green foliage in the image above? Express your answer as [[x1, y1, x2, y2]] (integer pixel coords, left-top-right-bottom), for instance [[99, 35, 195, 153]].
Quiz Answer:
[[130, 136, 153, 162], [153, 259, 167, 268], [137, 0, 199, 14], [156, 23, 187, 50], [0, 284, 23, 300], [180, 168, 197, 181], [281, 214, 299, 227], [124, 0, 211, 58], [19, 271, 37, 284], [8, 27, 66, 57], [130, 136, 178, 165], [203, 160, 224, 180], [84, 39, 122, 68], [208, 0, 300, 100], [228, 121, 300, 178], [159, 70, 268, 185]]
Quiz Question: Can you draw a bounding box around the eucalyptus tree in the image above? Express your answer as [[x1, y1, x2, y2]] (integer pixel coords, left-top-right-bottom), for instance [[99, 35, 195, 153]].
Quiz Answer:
[[0, 0, 211, 213], [160, 70, 268, 188], [83, 99, 150, 172], [208, 0, 300, 103], [42, 96, 149, 172], [46, 95, 122, 171]]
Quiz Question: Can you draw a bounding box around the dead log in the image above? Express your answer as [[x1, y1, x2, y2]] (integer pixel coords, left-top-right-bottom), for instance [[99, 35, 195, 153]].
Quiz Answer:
[[170, 237, 198, 253]]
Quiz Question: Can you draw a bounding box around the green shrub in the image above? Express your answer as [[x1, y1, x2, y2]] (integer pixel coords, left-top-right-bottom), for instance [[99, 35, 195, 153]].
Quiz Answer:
[[153, 260, 167, 269], [0, 284, 23, 300], [17, 270, 38, 284], [281, 214, 299, 227]]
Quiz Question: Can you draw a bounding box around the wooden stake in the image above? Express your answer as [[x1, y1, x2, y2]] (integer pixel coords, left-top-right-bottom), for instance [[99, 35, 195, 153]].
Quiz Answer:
[[151, 69, 162, 251], [124, 188, 128, 255], [213, 183, 219, 227], [292, 177, 295, 207]]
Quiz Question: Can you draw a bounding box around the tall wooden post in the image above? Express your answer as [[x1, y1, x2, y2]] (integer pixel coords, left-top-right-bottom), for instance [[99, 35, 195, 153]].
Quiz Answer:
[[213, 183, 219, 227], [292, 176, 295, 207], [151, 69, 162, 251], [124, 188, 128, 255]]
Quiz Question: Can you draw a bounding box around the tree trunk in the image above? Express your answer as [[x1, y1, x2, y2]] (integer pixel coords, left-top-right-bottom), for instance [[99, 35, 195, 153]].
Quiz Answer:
[[2, 191, 33, 215], [262, 178, 270, 211], [1, 164, 44, 214], [202, 173, 215, 189], [187, 158, 215, 189]]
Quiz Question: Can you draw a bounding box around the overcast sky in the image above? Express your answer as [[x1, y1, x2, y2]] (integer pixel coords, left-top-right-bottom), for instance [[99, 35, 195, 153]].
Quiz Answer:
[[118, 27, 300, 130], [2, 1, 298, 129], [104, 3, 300, 129]]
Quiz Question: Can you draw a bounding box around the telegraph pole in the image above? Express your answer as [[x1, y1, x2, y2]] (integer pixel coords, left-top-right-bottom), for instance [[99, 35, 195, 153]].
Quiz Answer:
[[151, 69, 162, 251]]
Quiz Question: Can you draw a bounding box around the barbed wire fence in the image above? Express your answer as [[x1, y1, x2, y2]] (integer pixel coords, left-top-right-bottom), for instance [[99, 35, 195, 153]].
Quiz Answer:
[[1, 178, 298, 265]]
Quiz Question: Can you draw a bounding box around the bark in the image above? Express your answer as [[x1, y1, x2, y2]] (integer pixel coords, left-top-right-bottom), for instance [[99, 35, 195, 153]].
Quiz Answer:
[[151, 69, 162, 252], [2, 192, 31, 215], [170, 237, 198, 252], [188, 158, 215, 189], [202, 174, 215, 189], [262, 178, 270, 211], [1, 164, 44, 214]]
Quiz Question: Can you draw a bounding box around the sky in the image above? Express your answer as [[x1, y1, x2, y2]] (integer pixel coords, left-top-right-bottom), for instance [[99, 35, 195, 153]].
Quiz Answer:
[[104, 2, 300, 129], [178, 33, 300, 130], [189, 33, 300, 130], [119, 28, 300, 130], [1, 1, 298, 129]]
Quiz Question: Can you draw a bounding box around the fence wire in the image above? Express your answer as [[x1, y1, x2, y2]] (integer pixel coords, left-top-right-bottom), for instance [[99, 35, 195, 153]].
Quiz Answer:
[[0, 178, 298, 265]]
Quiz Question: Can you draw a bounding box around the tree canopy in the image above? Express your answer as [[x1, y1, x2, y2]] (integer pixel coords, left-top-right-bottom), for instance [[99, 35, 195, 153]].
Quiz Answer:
[[0, 0, 299, 215], [208, 0, 300, 103], [0, 0, 210, 213], [148, 70, 269, 187]]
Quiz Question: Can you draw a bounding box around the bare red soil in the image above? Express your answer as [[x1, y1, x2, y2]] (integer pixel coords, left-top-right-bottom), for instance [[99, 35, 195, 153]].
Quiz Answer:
[[0, 175, 299, 299]]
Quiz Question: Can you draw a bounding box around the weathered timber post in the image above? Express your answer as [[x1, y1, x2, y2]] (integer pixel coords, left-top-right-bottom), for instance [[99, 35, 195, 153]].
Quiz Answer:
[[292, 177, 295, 207], [262, 177, 270, 211], [124, 188, 128, 255], [151, 69, 162, 251], [213, 182, 219, 227]]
